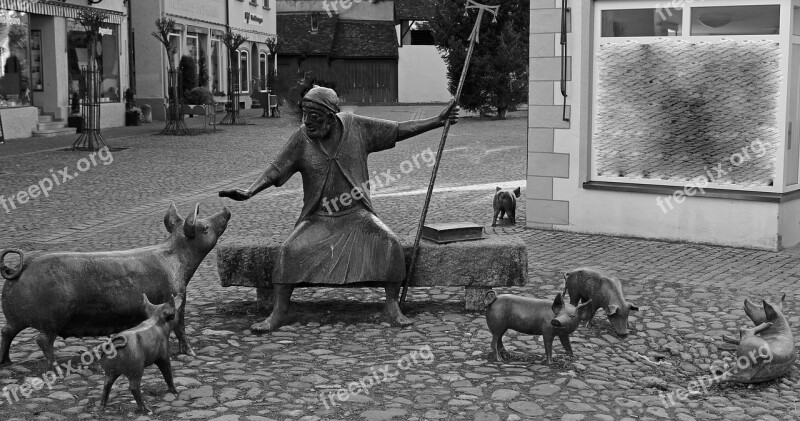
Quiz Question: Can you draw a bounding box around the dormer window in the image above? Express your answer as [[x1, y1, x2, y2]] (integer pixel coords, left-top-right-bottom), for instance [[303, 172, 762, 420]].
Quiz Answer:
[[311, 13, 319, 34]]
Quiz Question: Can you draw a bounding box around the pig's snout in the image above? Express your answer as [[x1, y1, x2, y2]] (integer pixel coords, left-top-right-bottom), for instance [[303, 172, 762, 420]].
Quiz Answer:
[[551, 319, 562, 327]]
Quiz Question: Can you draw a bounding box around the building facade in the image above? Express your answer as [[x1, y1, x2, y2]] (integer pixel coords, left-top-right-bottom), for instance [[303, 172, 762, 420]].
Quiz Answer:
[[131, 0, 276, 120], [528, 0, 800, 250], [0, 0, 129, 138], [276, 0, 398, 103]]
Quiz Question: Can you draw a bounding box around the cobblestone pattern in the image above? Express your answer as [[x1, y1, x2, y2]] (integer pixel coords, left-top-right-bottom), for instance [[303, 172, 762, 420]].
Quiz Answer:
[[1, 107, 799, 420], [595, 39, 780, 187]]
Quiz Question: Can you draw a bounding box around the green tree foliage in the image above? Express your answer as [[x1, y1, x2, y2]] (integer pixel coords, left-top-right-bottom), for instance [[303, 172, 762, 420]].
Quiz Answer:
[[429, 0, 529, 119], [179, 55, 198, 96], [198, 48, 210, 87]]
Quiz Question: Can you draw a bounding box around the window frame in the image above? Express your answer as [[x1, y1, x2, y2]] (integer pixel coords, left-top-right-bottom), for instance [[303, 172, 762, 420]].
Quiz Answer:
[[238, 49, 249, 93], [590, 0, 789, 193], [259, 51, 268, 92]]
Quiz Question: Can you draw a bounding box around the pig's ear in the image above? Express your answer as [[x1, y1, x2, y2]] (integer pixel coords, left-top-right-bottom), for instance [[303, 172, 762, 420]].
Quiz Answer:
[[142, 293, 154, 310], [552, 293, 565, 314], [184, 203, 200, 238], [629, 303, 639, 312], [763, 300, 778, 321], [607, 304, 619, 315], [173, 293, 184, 310], [164, 203, 183, 233], [496, 187, 501, 192], [513, 187, 521, 198]]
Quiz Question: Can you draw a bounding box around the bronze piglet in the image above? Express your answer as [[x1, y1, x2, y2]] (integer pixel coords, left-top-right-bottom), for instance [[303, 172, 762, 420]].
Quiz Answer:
[[485, 291, 592, 364], [492, 186, 521, 227], [563, 268, 638, 336], [718, 296, 795, 384], [100, 293, 182, 414], [0, 203, 231, 365]]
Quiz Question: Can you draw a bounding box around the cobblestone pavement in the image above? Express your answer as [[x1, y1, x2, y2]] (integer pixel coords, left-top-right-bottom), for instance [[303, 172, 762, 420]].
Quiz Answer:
[[0, 107, 799, 420]]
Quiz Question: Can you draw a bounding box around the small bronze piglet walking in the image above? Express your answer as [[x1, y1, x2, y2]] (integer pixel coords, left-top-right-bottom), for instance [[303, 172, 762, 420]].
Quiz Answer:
[[485, 291, 592, 364], [492, 186, 521, 227], [100, 294, 182, 413]]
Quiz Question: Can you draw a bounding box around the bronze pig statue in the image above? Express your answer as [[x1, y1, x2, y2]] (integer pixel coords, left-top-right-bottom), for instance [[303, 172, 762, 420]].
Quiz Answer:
[[717, 296, 795, 383], [0, 203, 230, 365], [492, 186, 521, 227], [100, 293, 181, 414], [563, 268, 638, 336], [485, 291, 592, 364]]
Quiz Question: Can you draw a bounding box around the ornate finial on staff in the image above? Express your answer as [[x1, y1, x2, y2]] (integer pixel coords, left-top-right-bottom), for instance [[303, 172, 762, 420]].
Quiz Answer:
[[400, 0, 499, 308], [465, 0, 500, 43]]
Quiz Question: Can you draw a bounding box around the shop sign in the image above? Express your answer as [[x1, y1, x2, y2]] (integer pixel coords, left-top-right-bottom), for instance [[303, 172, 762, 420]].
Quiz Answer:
[[0, 13, 22, 26], [99, 27, 113, 36], [244, 11, 264, 26]]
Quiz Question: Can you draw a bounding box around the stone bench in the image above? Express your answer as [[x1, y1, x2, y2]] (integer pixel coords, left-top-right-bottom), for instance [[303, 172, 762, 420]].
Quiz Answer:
[[217, 234, 527, 310]]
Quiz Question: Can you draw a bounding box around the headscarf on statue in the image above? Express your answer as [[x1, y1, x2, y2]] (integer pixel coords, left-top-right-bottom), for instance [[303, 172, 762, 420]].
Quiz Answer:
[[302, 85, 340, 114]]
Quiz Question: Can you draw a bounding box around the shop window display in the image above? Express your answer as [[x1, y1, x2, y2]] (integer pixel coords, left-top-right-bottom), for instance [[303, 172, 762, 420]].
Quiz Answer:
[[0, 10, 31, 108], [67, 19, 119, 103]]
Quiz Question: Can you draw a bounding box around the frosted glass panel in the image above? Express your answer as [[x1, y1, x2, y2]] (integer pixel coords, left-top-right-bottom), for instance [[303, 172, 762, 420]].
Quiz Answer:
[[594, 39, 780, 188], [691, 5, 780, 35], [601, 9, 682, 37]]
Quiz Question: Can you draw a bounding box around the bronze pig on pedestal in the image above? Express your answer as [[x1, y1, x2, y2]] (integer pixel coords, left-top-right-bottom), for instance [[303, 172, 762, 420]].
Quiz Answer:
[[0, 203, 230, 365], [718, 295, 795, 383], [100, 293, 182, 414], [485, 291, 592, 364]]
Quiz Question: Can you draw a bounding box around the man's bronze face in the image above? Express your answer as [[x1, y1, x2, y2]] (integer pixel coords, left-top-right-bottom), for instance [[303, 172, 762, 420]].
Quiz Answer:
[[302, 102, 335, 140]]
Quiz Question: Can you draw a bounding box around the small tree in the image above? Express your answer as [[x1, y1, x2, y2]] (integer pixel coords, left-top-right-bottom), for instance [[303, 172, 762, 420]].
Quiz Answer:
[[72, 9, 109, 151], [429, 0, 529, 119], [152, 17, 192, 135], [179, 55, 198, 96], [198, 47, 210, 88], [220, 29, 249, 125]]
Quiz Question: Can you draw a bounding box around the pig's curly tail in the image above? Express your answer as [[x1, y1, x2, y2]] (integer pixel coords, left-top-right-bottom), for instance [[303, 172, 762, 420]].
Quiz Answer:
[[111, 335, 128, 349], [0, 249, 24, 280]]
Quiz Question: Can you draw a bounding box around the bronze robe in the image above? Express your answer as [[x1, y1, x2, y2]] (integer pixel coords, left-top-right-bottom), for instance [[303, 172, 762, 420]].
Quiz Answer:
[[266, 113, 406, 285]]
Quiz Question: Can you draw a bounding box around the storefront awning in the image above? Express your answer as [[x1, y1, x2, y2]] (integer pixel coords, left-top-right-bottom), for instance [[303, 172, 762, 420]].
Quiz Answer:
[[0, 0, 126, 25], [229, 27, 276, 45]]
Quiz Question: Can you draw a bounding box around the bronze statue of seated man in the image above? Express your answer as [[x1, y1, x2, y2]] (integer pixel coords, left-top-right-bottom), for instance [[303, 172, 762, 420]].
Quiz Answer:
[[220, 86, 458, 331]]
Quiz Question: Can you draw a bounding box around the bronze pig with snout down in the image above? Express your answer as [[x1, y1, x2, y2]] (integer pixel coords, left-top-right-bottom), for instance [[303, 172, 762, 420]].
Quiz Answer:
[[485, 291, 592, 364], [0, 203, 231, 365]]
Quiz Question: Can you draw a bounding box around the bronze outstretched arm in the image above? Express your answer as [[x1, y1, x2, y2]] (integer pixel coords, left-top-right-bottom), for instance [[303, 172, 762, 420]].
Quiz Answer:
[[398, 101, 459, 141], [219, 164, 281, 201]]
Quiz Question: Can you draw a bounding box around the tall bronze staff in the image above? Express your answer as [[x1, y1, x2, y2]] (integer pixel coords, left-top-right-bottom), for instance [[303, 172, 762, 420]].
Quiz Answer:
[[400, 0, 500, 307]]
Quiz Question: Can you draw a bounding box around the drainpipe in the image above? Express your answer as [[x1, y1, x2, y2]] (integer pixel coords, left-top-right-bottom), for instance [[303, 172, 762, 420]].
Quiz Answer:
[[128, 0, 135, 95]]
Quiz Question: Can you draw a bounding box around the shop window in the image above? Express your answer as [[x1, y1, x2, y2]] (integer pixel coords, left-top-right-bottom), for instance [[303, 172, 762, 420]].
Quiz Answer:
[[691, 5, 780, 35], [409, 21, 435, 45], [239, 50, 249, 93], [186, 34, 199, 63], [67, 19, 120, 103], [211, 39, 221, 93], [167, 33, 181, 68], [0, 10, 31, 108], [259, 52, 267, 91], [592, 1, 782, 190], [601, 9, 682, 37]]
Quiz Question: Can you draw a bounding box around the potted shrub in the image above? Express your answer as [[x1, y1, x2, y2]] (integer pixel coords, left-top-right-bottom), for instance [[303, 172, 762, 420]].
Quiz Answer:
[[141, 104, 152, 123], [183, 87, 213, 117], [125, 107, 142, 126]]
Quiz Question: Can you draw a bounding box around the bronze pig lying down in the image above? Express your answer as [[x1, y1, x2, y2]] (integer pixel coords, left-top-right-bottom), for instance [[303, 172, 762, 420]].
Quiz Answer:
[[719, 295, 795, 383], [0, 203, 230, 365]]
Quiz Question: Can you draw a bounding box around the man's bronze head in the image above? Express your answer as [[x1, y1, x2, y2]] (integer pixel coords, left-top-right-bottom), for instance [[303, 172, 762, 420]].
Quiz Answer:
[[301, 86, 339, 140]]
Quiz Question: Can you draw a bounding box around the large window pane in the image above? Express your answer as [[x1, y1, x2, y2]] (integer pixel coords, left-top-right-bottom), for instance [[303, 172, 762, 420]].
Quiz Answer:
[[239, 51, 248, 93], [691, 6, 780, 35], [0, 10, 31, 107], [211, 39, 220, 93], [167, 33, 180, 68], [186, 35, 198, 62], [259, 52, 266, 91], [67, 19, 120, 103], [601, 9, 682, 37]]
